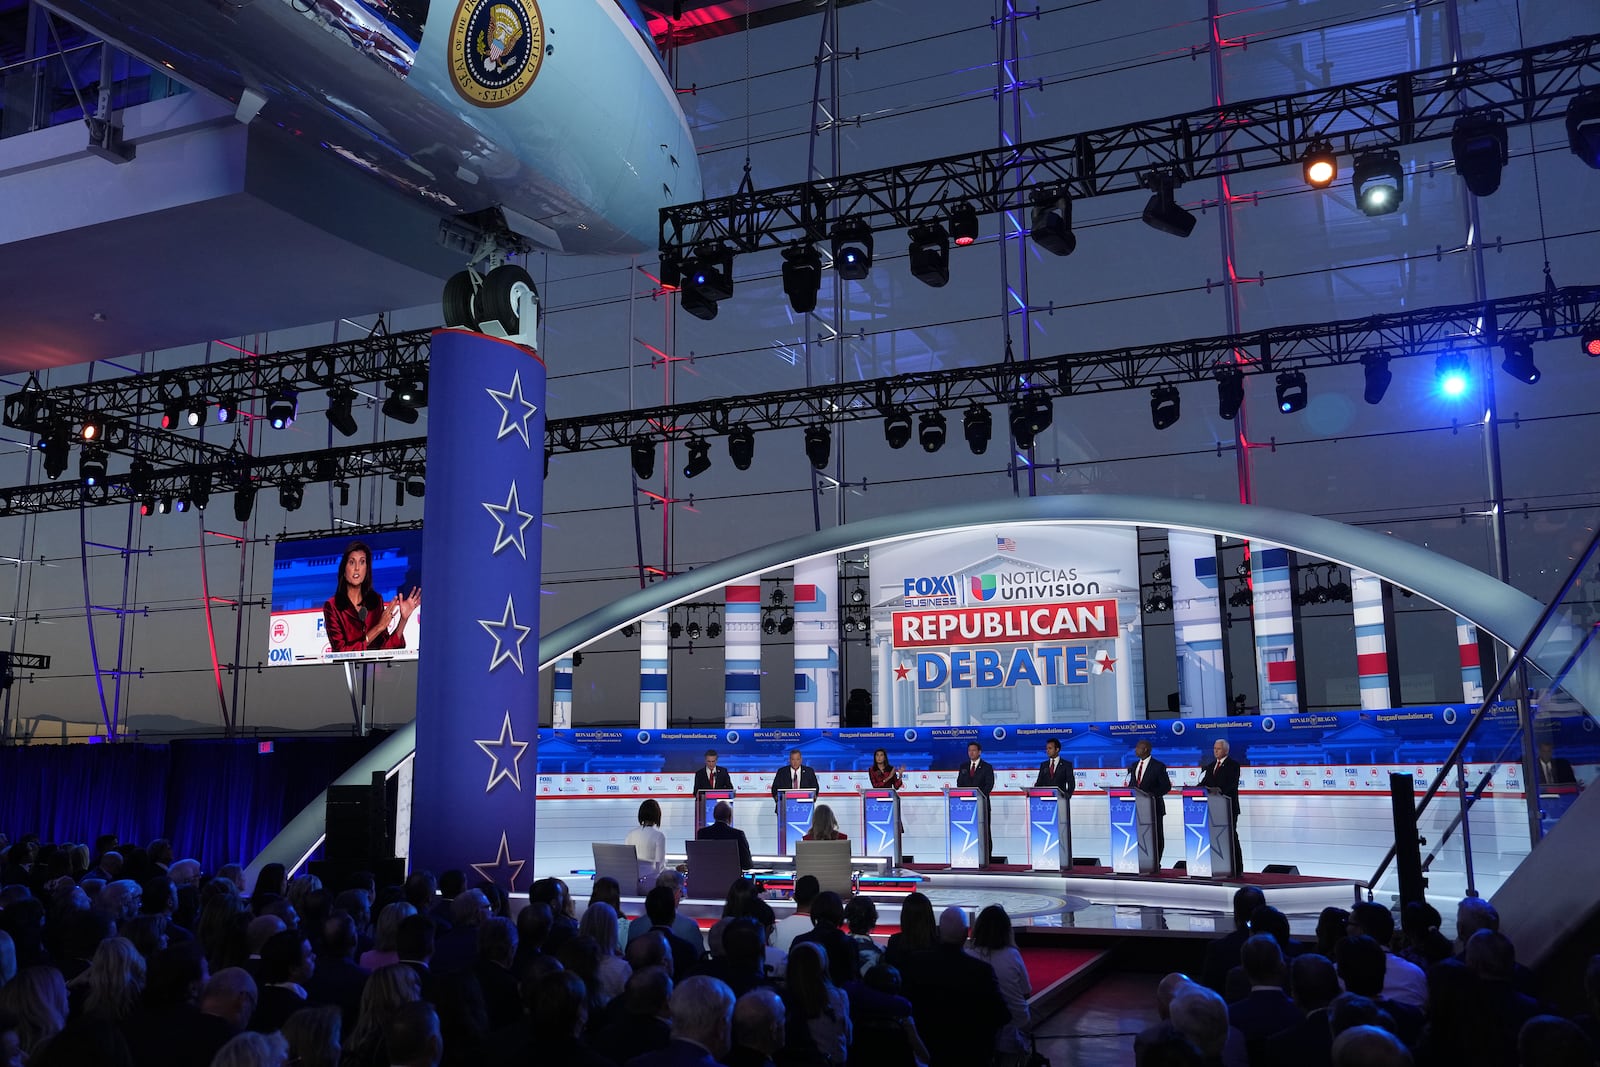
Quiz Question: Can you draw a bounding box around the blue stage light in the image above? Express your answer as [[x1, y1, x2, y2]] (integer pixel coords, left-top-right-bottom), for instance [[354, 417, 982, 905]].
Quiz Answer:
[[1436, 353, 1470, 398]]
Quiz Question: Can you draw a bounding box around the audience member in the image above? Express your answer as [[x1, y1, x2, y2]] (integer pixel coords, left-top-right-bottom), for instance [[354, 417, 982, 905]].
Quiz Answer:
[[472, 916, 522, 1031], [1462, 928, 1541, 1065], [1330, 1023, 1411, 1067], [783, 941, 850, 1065], [0, 966, 67, 1057], [589, 965, 672, 1065], [249, 929, 315, 1032], [387, 1000, 443, 1067], [578, 901, 631, 1005], [1335, 935, 1421, 1045], [1397, 902, 1452, 969], [1170, 987, 1231, 1067], [882, 891, 934, 970], [70, 935, 145, 1025], [340, 964, 421, 1067], [1201, 887, 1266, 994], [1347, 903, 1426, 1009], [431, 890, 492, 976], [626, 800, 669, 891], [1227, 934, 1300, 1051], [842, 896, 884, 977], [304, 913, 366, 1033], [1314, 908, 1349, 958], [530, 970, 614, 1066], [632, 887, 703, 980], [771, 876, 820, 953], [280, 1002, 341, 1067], [1516, 1014, 1594, 1067], [1263, 953, 1339, 1067], [630, 975, 736, 1067], [790, 892, 855, 989], [725, 987, 785, 1067], [967, 904, 1032, 1061], [902, 906, 1008, 1067]]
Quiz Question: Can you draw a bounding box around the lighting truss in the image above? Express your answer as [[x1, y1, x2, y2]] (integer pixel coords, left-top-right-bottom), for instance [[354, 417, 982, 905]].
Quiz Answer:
[[658, 34, 1600, 259]]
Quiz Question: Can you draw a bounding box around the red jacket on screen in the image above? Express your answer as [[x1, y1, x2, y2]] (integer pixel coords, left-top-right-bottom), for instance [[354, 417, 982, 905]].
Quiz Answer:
[[323, 592, 406, 653]]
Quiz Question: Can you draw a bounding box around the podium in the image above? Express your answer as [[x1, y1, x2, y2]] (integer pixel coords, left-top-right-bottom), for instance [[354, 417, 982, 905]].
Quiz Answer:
[[1180, 789, 1213, 877], [1107, 788, 1158, 875], [1025, 788, 1073, 872], [696, 789, 736, 831], [1205, 787, 1239, 878], [944, 787, 987, 869], [860, 787, 901, 867], [776, 789, 817, 856], [1538, 784, 1581, 837]]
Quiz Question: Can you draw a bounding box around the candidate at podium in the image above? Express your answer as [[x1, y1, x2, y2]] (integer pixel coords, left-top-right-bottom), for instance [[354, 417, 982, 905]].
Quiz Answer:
[[1127, 739, 1172, 868], [957, 741, 996, 864], [1199, 738, 1243, 870], [1034, 737, 1075, 796], [772, 749, 820, 811], [696, 800, 753, 870], [693, 749, 734, 794], [1538, 742, 1577, 786]]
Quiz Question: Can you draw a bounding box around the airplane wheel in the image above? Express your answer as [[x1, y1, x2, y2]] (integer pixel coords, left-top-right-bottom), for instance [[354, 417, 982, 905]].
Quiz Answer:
[[442, 271, 478, 329], [479, 264, 538, 336]]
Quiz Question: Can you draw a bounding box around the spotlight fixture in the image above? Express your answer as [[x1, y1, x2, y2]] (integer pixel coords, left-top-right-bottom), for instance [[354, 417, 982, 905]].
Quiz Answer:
[[882, 407, 913, 450], [279, 481, 304, 512], [778, 614, 794, 636], [728, 423, 755, 471], [963, 404, 992, 455], [1566, 87, 1600, 169], [630, 435, 655, 480], [831, 217, 874, 281], [1352, 149, 1404, 216], [1009, 392, 1053, 450], [215, 396, 237, 424], [1583, 326, 1600, 358], [1275, 370, 1308, 414], [406, 473, 426, 498], [79, 447, 107, 486], [1451, 112, 1508, 197], [233, 484, 256, 523], [155, 497, 171, 515], [190, 474, 210, 511], [707, 617, 722, 639], [185, 400, 206, 428], [326, 386, 359, 438], [1500, 337, 1540, 384], [770, 588, 786, 606], [1435, 352, 1471, 398], [172, 497, 189, 515], [805, 424, 832, 470], [850, 585, 867, 605], [127, 459, 152, 496], [1141, 171, 1196, 238], [1361, 351, 1393, 405], [382, 377, 424, 425], [762, 615, 777, 636], [266, 388, 298, 429], [1228, 585, 1253, 609], [80, 417, 104, 442], [1302, 139, 1337, 188], [1029, 188, 1076, 257], [139, 497, 155, 517], [918, 410, 947, 453], [781, 242, 822, 314], [160, 400, 184, 430], [1150, 385, 1180, 430], [622, 623, 636, 638], [658, 254, 682, 292], [950, 201, 979, 246], [682, 435, 712, 479], [682, 243, 733, 321], [1216, 366, 1245, 421], [687, 620, 702, 640], [907, 223, 951, 287], [843, 616, 857, 633], [38, 426, 69, 480], [669, 620, 683, 640]]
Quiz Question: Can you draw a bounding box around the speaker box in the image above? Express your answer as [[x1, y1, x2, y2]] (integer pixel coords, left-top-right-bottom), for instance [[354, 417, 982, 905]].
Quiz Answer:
[[324, 772, 395, 862], [1262, 863, 1300, 876], [1071, 857, 1101, 868]]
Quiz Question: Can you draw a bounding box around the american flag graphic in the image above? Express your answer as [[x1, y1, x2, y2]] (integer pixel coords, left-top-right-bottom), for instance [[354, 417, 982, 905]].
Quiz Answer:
[[997, 536, 1017, 552]]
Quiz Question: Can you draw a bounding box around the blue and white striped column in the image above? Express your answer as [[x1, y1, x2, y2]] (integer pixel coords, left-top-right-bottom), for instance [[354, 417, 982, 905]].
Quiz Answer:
[[793, 557, 839, 729], [724, 583, 762, 727], [1352, 570, 1391, 710], [639, 610, 670, 729], [1456, 617, 1485, 704], [552, 655, 574, 728], [1251, 548, 1298, 714], [1170, 531, 1226, 717]]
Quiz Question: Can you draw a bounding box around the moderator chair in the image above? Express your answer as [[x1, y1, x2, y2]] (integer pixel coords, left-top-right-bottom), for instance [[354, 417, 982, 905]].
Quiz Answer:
[[684, 838, 745, 903], [592, 842, 644, 896], [795, 839, 854, 897]]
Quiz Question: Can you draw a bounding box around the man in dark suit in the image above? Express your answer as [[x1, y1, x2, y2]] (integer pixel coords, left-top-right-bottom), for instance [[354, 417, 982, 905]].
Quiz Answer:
[[903, 907, 1010, 1067], [790, 892, 856, 989], [1200, 886, 1265, 994], [1264, 953, 1340, 1067], [694, 749, 735, 795], [1128, 739, 1173, 867], [1034, 737, 1075, 795], [248, 930, 315, 1033], [770, 749, 819, 813], [696, 800, 753, 870], [1228, 935, 1302, 1048], [472, 916, 523, 1032], [305, 914, 368, 1034], [1200, 737, 1243, 875], [956, 741, 996, 864], [1538, 742, 1578, 785], [628, 975, 737, 1067]]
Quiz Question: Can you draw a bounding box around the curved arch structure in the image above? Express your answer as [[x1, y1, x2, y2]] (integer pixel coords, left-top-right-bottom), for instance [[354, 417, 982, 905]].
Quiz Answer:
[[248, 494, 1569, 881]]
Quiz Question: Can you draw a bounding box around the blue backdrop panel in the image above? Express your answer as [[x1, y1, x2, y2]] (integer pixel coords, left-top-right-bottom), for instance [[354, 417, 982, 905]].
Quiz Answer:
[[411, 329, 545, 891], [1182, 791, 1213, 877]]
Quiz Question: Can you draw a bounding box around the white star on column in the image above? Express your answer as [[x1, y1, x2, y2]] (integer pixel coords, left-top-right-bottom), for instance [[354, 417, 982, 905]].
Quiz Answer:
[[474, 711, 530, 792], [1112, 819, 1137, 864], [483, 481, 535, 558], [1031, 817, 1058, 856], [486, 371, 539, 447], [470, 831, 527, 891], [478, 595, 532, 673]]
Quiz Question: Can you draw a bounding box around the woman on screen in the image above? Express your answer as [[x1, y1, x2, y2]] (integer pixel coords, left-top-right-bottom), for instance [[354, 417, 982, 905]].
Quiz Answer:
[[323, 541, 421, 653]]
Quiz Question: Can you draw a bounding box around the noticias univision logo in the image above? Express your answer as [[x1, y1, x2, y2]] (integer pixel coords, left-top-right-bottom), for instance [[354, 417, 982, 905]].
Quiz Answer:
[[969, 574, 998, 601]]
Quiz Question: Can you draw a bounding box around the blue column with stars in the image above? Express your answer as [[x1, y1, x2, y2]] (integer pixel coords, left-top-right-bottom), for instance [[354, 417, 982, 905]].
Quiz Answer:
[[410, 328, 543, 893]]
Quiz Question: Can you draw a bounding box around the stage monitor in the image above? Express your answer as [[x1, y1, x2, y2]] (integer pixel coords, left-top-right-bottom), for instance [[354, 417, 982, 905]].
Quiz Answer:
[[267, 530, 423, 666]]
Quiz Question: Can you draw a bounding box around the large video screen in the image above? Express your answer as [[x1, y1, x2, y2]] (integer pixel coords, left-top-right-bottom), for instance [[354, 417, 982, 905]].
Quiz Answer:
[[267, 531, 423, 666]]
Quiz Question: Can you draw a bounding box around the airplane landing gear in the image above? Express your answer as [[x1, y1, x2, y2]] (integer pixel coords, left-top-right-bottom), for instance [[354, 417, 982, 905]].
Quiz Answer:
[[441, 264, 539, 347]]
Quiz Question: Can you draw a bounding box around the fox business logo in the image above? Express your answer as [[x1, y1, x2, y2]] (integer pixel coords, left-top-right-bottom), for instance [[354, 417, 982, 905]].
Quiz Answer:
[[902, 568, 1104, 608], [903, 575, 961, 608]]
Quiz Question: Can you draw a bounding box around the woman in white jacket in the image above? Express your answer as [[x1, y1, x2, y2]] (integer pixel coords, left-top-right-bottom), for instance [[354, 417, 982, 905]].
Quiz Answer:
[[623, 798, 667, 892]]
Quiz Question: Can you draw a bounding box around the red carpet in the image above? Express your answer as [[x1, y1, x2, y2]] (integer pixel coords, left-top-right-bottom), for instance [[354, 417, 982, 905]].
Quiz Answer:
[[1020, 946, 1105, 996]]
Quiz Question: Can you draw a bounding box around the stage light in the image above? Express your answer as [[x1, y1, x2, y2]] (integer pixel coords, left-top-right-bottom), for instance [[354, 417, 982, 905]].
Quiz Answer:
[[687, 620, 702, 640], [79, 447, 107, 486], [1302, 140, 1337, 188], [682, 243, 733, 321], [160, 401, 183, 430], [950, 202, 979, 246], [266, 388, 297, 429], [128, 459, 152, 495], [843, 616, 857, 633], [382, 392, 420, 425], [1216, 367, 1245, 421], [850, 585, 866, 604], [1275, 370, 1308, 413], [630, 436, 655, 480], [963, 404, 992, 455], [1500, 338, 1540, 384], [778, 614, 794, 635], [185, 400, 206, 428], [1566, 88, 1600, 169], [190, 474, 210, 511], [172, 497, 189, 514], [918, 410, 946, 453], [1141, 171, 1196, 238], [831, 217, 874, 281], [406, 473, 426, 498], [326, 386, 359, 438], [805, 424, 832, 470], [1353, 149, 1404, 216], [38, 426, 69, 480], [658, 253, 682, 292], [1452, 112, 1508, 196], [1435, 352, 1471, 398], [233, 485, 256, 523], [155, 497, 171, 515], [279, 481, 304, 512], [1361, 351, 1393, 405], [707, 618, 722, 639], [80, 417, 103, 442], [762, 616, 777, 635], [781, 242, 822, 314], [1029, 188, 1076, 257], [394, 375, 428, 407], [1583, 326, 1600, 358], [215, 396, 237, 424], [728, 424, 755, 471], [139, 497, 155, 517], [1009, 392, 1053, 450], [669, 620, 683, 640], [908, 223, 950, 287], [883, 407, 913, 450], [1150, 385, 1180, 430], [682, 436, 711, 479]]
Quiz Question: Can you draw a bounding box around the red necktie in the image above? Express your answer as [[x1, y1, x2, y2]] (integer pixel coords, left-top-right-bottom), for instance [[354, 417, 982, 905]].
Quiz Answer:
[[971, 762, 977, 777], [1136, 761, 1144, 786]]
